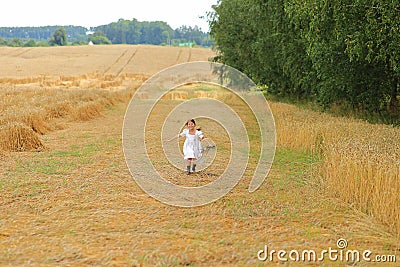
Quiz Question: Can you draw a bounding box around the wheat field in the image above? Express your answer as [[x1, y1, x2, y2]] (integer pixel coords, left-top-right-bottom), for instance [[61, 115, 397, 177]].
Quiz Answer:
[[0, 44, 399, 266], [0, 45, 214, 152], [272, 102, 400, 236]]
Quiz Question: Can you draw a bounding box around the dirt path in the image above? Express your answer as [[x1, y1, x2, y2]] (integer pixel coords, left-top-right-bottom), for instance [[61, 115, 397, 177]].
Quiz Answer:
[[0, 101, 398, 266]]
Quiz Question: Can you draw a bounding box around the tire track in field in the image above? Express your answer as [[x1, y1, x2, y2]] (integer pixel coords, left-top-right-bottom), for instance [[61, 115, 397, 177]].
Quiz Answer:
[[115, 47, 139, 77], [103, 49, 129, 75], [13, 48, 33, 57], [10, 48, 23, 56], [187, 47, 192, 62], [175, 48, 183, 64]]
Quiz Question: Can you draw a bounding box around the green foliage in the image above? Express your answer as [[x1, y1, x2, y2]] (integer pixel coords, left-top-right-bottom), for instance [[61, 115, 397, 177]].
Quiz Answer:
[[49, 27, 67, 46], [88, 30, 112, 44], [8, 38, 24, 47], [209, 0, 400, 124], [210, 0, 315, 100], [94, 19, 211, 46], [173, 25, 210, 46], [0, 38, 6, 46], [0, 20, 212, 47], [23, 39, 37, 47], [0, 37, 48, 47], [0, 19, 213, 47], [0, 26, 88, 42]]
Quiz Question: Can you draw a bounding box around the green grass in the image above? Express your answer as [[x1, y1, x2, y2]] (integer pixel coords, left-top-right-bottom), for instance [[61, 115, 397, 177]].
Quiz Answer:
[[1, 141, 103, 195], [11, 143, 101, 176], [12, 157, 75, 175], [272, 146, 320, 183], [193, 84, 218, 92]]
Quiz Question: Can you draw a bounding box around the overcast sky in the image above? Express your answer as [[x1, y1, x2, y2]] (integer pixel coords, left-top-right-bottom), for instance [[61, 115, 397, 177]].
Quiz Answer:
[[0, 0, 218, 31]]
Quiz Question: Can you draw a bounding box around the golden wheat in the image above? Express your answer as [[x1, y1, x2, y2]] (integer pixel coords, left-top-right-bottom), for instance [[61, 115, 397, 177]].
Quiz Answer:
[[0, 85, 133, 151], [270, 101, 400, 235], [161, 91, 189, 100], [0, 122, 45, 151]]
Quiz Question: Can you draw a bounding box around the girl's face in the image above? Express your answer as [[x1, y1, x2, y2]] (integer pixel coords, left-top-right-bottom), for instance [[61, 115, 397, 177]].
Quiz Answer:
[[187, 121, 195, 130]]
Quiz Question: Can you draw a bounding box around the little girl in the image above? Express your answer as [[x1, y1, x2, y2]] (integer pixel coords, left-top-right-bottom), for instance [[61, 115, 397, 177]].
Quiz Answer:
[[165, 119, 211, 174]]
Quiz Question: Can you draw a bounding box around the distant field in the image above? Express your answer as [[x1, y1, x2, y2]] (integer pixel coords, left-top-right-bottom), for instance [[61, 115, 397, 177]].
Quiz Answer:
[[0, 44, 215, 151], [0, 44, 214, 93], [0, 44, 215, 78]]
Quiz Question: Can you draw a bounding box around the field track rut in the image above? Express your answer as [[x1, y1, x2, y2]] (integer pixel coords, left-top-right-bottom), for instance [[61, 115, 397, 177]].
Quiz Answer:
[[13, 47, 33, 57], [116, 47, 139, 77], [103, 47, 139, 76]]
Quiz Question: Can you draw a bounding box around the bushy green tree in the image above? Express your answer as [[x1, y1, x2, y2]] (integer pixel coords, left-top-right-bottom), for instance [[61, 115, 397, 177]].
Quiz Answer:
[[8, 38, 24, 47], [88, 30, 112, 44], [210, 0, 315, 99], [23, 39, 37, 47], [49, 27, 67, 46], [0, 37, 7, 46]]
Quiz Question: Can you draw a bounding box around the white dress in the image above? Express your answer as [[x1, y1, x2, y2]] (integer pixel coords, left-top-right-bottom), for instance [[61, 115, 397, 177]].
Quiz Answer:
[[180, 129, 204, 163]]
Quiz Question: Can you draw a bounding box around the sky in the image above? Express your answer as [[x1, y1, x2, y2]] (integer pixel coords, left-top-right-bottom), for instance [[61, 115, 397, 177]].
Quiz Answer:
[[0, 0, 218, 32]]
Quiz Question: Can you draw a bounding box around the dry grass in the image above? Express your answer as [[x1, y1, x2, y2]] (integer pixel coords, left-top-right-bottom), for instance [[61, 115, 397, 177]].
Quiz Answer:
[[271, 101, 400, 236], [0, 86, 133, 151], [0, 122, 44, 151]]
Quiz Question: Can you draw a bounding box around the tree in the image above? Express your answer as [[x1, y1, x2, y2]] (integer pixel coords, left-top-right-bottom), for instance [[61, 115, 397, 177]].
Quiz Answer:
[[339, 0, 400, 115], [303, 0, 399, 117], [0, 37, 7, 46], [209, 0, 399, 123], [88, 30, 112, 44], [9, 38, 24, 47], [0, 26, 87, 42], [210, 0, 315, 99], [88, 18, 209, 46], [49, 27, 67, 46], [24, 39, 37, 47]]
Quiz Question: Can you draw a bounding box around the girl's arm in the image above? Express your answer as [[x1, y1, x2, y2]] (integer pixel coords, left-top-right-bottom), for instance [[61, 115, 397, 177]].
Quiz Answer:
[[197, 130, 213, 146], [201, 136, 213, 146], [164, 134, 180, 143]]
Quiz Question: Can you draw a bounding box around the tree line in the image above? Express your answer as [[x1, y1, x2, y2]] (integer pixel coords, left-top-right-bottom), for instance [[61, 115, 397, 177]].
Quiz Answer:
[[0, 19, 212, 47], [93, 19, 212, 47], [209, 0, 399, 124], [0, 25, 87, 43]]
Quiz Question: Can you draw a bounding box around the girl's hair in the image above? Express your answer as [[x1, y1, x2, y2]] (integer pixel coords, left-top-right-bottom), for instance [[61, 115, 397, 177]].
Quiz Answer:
[[186, 119, 201, 131]]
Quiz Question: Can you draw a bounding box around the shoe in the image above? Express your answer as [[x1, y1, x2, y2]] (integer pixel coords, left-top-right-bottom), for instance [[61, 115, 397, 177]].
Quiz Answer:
[[186, 165, 191, 175], [192, 164, 196, 172]]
